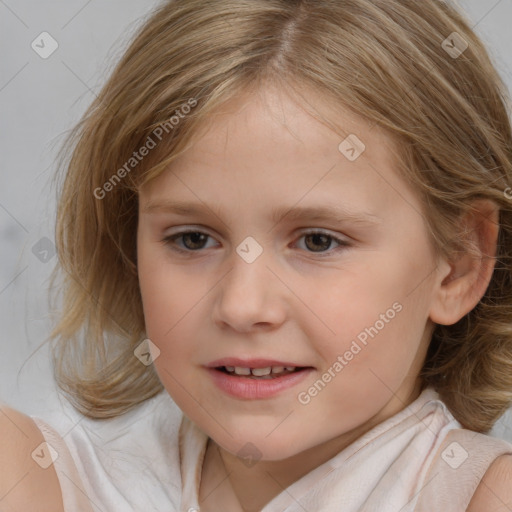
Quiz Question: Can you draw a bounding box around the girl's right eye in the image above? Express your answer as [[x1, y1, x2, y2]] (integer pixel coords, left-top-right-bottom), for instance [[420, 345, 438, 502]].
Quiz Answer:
[[161, 230, 216, 253]]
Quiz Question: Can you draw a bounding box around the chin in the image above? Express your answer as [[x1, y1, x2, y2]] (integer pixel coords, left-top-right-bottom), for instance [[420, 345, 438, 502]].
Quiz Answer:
[[227, 439, 303, 462], [213, 425, 308, 461]]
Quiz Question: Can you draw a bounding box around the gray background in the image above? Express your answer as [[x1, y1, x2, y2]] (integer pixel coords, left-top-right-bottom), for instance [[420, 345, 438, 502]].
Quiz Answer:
[[1, 0, 512, 442]]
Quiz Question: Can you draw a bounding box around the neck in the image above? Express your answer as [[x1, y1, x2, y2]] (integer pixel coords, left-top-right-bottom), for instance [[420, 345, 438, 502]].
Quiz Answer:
[[217, 428, 365, 511]]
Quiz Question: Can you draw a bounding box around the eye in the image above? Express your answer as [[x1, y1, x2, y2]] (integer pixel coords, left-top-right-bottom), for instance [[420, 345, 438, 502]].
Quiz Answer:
[[295, 230, 350, 256], [162, 230, 216, 252], [161, 229, 350, 256]]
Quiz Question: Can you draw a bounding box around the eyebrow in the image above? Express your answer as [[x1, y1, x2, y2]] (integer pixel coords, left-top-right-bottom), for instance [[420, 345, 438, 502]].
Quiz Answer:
[[142, 200, 382, 228]]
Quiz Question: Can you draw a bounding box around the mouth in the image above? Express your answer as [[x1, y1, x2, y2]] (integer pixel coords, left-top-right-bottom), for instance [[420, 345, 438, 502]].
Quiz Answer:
[[215, 365, 310, 379], [205, 358, 315, 399]]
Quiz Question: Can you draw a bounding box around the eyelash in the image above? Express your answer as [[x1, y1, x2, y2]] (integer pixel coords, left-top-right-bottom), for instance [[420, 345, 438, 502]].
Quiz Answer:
[[161, 229, 351, 257]]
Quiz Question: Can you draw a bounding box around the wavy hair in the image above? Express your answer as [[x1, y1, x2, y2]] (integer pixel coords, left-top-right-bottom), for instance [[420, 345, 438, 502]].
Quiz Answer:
[[49, 0, 512, 431]]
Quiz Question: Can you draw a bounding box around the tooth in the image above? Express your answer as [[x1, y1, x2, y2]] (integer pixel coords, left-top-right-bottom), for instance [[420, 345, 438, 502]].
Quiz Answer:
[[225, 366, 235, 372], [251, 367, 272, 376], [234, 367, 251, 376], [271, 366, 285, 373], [285, 366, 296, 372]]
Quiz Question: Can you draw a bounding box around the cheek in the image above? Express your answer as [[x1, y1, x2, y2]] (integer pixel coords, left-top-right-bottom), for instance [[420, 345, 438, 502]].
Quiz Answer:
[[137, 256, 200, 407], [309, 248, 432, 384], [137, 241, 210, 380], [310, 260, 403, 350], [137, 241, 185, 348], [138, 274, 194, 361], [138, 234, 186, 326]]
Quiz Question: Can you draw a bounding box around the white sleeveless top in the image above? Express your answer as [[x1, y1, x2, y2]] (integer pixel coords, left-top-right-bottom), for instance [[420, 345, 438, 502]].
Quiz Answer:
[[32, 387, 512, 512]]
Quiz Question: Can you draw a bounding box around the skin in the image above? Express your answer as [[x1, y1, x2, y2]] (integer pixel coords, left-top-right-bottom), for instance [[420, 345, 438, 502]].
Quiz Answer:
[[136, 84, 500, 511], [0, 406, 65, 512]]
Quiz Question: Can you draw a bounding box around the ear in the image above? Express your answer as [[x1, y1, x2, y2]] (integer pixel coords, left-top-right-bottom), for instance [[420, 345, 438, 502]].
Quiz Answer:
[[429, 199, 499, 326]]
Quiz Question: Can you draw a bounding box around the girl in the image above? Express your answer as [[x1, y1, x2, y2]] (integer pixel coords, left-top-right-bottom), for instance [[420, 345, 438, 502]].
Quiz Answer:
[[2, 0, 512, 510]]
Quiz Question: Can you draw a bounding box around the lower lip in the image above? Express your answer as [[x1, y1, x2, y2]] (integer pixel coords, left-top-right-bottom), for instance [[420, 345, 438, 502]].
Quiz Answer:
[[206, 367, 314, 400]]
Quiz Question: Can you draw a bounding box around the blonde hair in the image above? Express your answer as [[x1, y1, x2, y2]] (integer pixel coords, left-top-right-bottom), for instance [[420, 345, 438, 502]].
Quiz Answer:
[[49, 0, 512, 431]]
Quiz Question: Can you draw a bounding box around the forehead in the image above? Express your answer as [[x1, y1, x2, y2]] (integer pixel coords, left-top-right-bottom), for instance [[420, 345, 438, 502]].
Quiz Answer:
[[139, 85, 421, 225]]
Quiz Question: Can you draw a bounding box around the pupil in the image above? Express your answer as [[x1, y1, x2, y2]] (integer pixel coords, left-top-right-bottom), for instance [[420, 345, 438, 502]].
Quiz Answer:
[[306, 233, 330, 252]]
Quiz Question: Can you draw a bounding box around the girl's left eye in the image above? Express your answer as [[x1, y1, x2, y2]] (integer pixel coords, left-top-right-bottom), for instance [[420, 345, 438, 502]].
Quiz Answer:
[[161, 229, 350, 256]]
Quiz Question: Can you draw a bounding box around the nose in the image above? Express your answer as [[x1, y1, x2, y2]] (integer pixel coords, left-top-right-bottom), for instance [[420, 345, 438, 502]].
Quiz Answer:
[[212, 248, 288, 333]]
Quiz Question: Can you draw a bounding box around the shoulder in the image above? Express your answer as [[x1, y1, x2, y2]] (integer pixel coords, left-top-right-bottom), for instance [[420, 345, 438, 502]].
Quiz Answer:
[[0, 404, 64, 512], [467, 453, 512, 511]]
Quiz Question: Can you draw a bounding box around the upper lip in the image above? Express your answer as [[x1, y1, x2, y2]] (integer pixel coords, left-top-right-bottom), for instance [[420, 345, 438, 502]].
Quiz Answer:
[[206, 358, 312, 369]]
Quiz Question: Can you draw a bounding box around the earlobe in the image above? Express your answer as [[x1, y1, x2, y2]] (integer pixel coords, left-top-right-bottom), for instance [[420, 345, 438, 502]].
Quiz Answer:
[[429, 200, 499, 326]]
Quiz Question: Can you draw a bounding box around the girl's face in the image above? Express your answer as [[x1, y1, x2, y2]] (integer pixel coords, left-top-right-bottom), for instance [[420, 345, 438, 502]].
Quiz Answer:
[[137, 85, 445, 461]]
